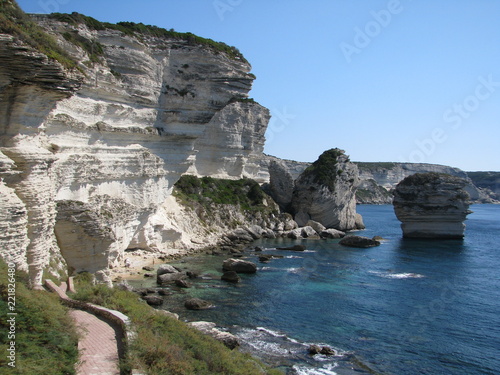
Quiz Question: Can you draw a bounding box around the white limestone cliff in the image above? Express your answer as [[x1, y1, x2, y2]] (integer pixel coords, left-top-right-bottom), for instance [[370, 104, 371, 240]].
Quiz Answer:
[[0, 15, 271, 284]]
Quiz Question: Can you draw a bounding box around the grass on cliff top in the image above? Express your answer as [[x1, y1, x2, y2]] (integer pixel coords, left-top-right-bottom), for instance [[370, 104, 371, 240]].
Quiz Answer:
[[174, 175, 268, 211], [0, 259, 79, 375], [302, 148, 346, 192], [71, 273, 282, 375], [47, 12, 248, 63], [0, 0, 78, 69]]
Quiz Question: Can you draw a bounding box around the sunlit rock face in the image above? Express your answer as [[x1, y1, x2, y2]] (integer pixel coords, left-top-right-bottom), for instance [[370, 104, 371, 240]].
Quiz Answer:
[[0, 15, 269, 284], [393, 173, 471, 239]]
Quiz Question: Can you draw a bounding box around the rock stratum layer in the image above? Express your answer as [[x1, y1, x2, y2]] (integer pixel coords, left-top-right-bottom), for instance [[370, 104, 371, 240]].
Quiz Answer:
[[393, 173, 471, 239], [0, 13, 271, 284]]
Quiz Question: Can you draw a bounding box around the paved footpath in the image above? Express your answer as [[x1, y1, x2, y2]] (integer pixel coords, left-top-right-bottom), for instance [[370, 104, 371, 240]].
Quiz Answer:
[[70, 309, 121, 375]]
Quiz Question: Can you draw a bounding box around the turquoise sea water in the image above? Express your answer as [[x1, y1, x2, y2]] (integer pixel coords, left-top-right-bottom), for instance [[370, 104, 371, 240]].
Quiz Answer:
[[132, 204, 500, 374]]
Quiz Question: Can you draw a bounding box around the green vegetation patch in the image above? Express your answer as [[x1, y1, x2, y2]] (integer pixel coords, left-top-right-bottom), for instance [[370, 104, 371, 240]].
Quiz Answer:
[[48, 12, 247, 63], [0, 0, 77, 69], [174, 175, 267, 211], [397, 172, 461, 187], [355, 162, 397, 171], [302, 148, 346, 192], [0, 259, 79, 374], [71, 274, 282, 375]]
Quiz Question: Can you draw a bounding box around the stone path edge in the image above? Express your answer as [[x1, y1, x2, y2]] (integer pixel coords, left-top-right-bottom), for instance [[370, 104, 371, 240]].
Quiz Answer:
[[44, 279, 138, 375]]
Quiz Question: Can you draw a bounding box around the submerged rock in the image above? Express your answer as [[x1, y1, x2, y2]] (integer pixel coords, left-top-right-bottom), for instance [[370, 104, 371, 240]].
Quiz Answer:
[[222, 258, 257, 274], [393, 173, 471, 239], [175, 279, 191, 288], [308, 344, 337, 356], [276, 244, 306, 251], [221, 271, 241, 283], [184, 298, 213, 310], [339, 236, 380, 248]]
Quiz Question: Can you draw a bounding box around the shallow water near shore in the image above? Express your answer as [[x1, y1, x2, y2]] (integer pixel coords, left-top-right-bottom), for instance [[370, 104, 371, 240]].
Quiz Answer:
[[129, 204, 500, 374]]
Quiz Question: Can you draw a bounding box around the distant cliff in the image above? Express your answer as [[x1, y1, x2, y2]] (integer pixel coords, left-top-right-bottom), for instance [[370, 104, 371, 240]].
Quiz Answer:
[[466, 172, 500, 202], [354, 162, 496, 204]]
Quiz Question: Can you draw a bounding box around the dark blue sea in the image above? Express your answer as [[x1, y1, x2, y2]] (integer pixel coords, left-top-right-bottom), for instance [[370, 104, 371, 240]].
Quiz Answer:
[[133, 204, 500, 374]]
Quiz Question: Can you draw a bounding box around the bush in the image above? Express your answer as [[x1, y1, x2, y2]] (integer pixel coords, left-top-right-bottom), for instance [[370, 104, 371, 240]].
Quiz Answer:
[[173, 175, 268, 210]]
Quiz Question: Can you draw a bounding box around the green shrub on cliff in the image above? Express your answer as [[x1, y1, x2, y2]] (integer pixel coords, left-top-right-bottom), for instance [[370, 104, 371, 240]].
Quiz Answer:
[[0, 0, 77, 69], [48, 11, 248, 62], [0, 259, 79, 375], [174, 175, 267, 211], [302, 148, 346, 192], [71, 274, 282, 375]]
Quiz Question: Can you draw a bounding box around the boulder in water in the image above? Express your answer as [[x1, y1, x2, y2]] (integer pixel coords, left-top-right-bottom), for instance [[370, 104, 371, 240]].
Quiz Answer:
[[339, 235, 380, 248]]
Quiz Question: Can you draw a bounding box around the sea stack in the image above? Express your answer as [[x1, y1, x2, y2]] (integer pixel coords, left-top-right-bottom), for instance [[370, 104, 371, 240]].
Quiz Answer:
[[393, 173, 471, 239], [290, 148, 362, 231]]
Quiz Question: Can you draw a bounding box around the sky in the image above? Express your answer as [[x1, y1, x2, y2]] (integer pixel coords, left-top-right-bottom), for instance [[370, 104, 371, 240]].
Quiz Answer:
[[16, 0, 500, 171]]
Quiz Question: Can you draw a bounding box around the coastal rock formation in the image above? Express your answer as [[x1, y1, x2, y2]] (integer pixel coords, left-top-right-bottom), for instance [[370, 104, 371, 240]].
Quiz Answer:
[[467, 172, 500, 203], [0, 9, 273, 284], [267, 158, 294, 211], [393, 173, 471, 239], [290, 149, 361, 231], [188, 321, 240, 349], [355, 162, 489, 204]]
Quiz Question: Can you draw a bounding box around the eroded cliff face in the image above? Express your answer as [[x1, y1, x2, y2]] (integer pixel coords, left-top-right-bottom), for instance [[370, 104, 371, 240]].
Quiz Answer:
[[0, 15, 269, 284]]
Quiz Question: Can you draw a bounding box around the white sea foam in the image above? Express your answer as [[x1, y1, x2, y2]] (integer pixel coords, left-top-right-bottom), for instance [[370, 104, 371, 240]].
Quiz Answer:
[[260, 266, 278, 271], [256, 327, 287, 337], [369, 271, 425, 279], [292, 364, 338, 375], [386, 273, 425, 279]]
